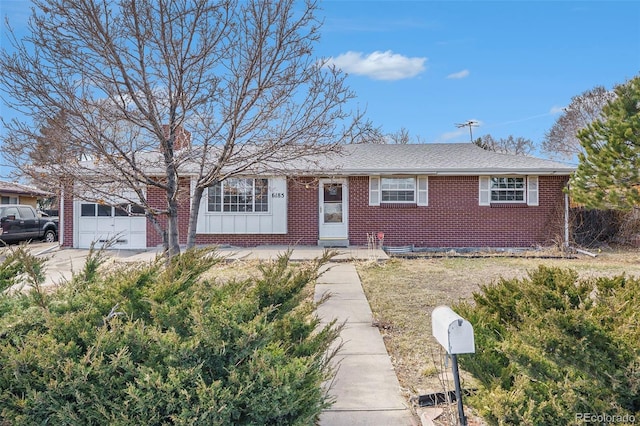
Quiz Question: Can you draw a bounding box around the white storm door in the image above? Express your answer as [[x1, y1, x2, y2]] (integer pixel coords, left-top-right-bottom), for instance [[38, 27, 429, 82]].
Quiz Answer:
[[318, 179, 348, 240]]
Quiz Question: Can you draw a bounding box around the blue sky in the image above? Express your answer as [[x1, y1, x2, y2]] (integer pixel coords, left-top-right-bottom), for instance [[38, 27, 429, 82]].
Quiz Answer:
[[1, 1, 639, 179], [317, 1, 640, 148]]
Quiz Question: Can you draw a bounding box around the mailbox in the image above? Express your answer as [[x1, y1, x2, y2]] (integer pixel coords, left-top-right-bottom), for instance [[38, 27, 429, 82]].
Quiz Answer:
[[431, 306, 475, 354]]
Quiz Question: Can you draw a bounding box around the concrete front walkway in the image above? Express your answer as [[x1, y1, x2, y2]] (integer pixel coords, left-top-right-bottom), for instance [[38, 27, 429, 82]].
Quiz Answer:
[[30, 244, 417, 424], [315, 263, 418, 425]]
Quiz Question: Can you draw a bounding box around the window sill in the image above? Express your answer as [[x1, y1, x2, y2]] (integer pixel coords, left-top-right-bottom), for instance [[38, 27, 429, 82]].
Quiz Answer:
[[205, 211, 272, 215], [490, 203, 528, 208], [380, 203, 418, 209]]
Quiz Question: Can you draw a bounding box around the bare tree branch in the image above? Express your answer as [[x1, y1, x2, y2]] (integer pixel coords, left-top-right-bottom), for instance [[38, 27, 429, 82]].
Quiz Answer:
[[542, 86, 616, 160], [1, 0, 372, 257]]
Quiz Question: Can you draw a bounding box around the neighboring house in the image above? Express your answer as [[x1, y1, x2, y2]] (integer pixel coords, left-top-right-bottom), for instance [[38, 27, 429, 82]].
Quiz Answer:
[[0, 181, 52, 209], [59, 143, 575, 250]]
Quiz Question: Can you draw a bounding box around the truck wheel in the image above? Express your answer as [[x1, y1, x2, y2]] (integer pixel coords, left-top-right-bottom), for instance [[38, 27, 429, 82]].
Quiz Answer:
[[43, 229, 57, 243]]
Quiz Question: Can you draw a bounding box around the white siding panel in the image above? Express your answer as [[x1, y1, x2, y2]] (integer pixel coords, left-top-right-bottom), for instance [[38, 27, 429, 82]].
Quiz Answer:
[[234, 215, 248, 233], [221, 215, 235, 233], [246, 216, 260, 233], [259, 214, 273, 232], [197, 177, 287, 234]]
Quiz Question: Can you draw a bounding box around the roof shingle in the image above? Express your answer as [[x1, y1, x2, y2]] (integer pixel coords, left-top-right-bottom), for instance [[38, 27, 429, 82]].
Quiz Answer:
[[315, 143, 575, 175]]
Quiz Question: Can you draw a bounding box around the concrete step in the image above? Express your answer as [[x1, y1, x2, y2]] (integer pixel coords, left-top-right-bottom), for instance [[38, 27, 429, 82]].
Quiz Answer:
[[318, 238, 349, 247]]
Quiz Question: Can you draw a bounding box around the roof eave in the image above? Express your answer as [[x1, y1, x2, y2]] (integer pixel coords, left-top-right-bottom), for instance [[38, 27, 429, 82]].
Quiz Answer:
[[323, 168, 575, 176]]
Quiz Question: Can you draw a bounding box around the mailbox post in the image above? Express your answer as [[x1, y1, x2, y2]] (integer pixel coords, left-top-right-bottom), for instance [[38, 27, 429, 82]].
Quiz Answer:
[[431, 306, 475, 426]]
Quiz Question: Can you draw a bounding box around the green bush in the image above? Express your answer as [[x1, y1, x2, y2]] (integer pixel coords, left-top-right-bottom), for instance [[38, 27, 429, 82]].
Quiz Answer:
[[455, 266, 640, 425], [0, 248, 340, 425]]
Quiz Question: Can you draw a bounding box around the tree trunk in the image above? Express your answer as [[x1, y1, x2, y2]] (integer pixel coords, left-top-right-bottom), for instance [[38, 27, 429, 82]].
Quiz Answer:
[[164, 157, 182, 258], [166, 198, 181, 258], [186, 185, 205, 250]]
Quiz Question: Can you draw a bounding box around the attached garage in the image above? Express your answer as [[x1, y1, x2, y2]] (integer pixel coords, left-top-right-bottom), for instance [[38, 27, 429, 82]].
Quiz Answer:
[[75, 202, 147, 249]]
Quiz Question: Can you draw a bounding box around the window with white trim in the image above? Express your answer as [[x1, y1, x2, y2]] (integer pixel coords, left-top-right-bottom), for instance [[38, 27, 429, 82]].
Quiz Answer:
[[479, 176, 538, 206], [382, 177, 415, 202], [491, 177, 525, 202], [208, 178, 269, 213], [1, 196, 18, 204], [369, 176, 428, 206], [80, 203, 143, 216]]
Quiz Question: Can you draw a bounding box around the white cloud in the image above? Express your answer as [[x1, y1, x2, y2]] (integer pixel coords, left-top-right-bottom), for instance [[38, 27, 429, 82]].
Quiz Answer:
[[325, 50, 426, 81], [446, 69, 470, 79], [549, 105, 566, 114]]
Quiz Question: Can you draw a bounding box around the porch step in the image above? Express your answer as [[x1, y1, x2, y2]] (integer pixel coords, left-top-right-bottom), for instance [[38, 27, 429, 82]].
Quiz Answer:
[[318, 238, 349, 248]]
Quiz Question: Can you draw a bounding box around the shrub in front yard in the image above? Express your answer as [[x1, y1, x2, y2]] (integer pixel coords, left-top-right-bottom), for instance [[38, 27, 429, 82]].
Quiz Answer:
[[455, 266, 640, 425], [0, 248, 339, 425]]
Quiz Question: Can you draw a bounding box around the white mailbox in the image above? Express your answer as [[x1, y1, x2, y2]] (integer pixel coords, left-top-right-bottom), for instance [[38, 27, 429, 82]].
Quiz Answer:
[[431, 306, 475, 354]]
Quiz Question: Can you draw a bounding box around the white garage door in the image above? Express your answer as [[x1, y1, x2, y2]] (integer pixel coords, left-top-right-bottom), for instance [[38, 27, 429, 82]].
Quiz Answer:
[[76, 202, 147, 249]]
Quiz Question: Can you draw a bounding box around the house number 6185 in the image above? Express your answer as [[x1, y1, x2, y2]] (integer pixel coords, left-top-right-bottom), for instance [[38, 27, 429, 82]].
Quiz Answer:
[[271, 193, 285, 198]]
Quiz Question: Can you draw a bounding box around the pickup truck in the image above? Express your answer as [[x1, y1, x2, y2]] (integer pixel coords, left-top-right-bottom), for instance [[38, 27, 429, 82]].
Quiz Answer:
[[0, 204, 59, 244]]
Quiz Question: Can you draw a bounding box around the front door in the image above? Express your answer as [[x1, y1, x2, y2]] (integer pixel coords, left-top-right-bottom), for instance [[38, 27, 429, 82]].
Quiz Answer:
[[318, 178, 348, 244]]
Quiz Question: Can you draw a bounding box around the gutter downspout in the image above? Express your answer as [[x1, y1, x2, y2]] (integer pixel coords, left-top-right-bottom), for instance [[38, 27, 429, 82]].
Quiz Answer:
[[564, 184, 570, 249]]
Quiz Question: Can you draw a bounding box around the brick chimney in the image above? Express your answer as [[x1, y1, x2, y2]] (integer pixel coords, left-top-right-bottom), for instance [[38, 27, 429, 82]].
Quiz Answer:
[[162, 124, 191, 150]]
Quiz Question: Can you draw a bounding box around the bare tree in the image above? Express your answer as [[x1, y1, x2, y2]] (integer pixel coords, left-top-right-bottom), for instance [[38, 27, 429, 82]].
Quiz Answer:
[[542, 86, 615, 160], [28, 109, 74, 166], [473, 134, 534, 156], [1, 0, 369, 258], [387, 127, 410, 144], [359, 127, 424, 145]]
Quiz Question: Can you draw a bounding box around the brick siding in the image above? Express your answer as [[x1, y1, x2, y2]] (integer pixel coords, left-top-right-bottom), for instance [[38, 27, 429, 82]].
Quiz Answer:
[[61, 183, 74, 248], [348, 175, 568, 248], [65, 174, 568, 249], [146, 177, 192, 247]]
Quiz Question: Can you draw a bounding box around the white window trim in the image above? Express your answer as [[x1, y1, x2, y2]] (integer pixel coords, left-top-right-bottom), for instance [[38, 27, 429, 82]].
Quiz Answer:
[[479, 176, 538, 206], [207, 178, 270, 214], [369, 176, 428, 206], [1, 196, 19, 204]]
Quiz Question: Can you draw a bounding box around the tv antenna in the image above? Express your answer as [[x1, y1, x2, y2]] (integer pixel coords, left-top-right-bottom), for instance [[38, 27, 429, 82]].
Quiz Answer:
[[455, 120, 479, 143]]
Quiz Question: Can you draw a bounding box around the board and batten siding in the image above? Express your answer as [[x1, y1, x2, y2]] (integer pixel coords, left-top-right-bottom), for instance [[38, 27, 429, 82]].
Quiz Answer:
[[196, 177, 287, 234]]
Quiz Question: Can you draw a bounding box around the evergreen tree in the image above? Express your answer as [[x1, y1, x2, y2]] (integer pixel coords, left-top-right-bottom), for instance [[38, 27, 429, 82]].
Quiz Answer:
[[570, 76, 640, 210]]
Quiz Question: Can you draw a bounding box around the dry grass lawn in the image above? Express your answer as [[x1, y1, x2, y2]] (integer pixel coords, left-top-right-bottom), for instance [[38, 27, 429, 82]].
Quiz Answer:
[[354, 248, 640, 424]]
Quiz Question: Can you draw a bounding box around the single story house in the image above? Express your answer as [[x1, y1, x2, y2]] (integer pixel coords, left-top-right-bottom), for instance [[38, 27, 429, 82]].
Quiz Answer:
[[59, 143, 575, 250], [0, 181, 52, 208]]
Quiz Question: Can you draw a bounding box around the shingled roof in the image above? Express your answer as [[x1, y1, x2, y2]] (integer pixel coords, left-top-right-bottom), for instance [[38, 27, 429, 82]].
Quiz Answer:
[[0, 181, 53, 197], [317, 143, 575, 175], [85, 142, 575, 177]]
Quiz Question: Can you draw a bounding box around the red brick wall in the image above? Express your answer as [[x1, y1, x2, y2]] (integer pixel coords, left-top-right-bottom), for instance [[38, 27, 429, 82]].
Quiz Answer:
[[348, 175, 568, 248], [193, 177, 319, 247], [61, 183, 74, 248], [70, 174, 568, 250], [146, 177, 192, 247]]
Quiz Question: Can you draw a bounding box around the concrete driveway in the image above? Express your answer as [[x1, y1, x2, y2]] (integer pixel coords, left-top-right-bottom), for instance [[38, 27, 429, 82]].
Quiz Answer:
[[0, 242, 162, 290], [6, 243, 387, 290]]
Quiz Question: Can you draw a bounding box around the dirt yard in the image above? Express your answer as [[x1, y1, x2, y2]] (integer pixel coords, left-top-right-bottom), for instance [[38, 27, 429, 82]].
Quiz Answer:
[[355, 248, 640, 424]]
